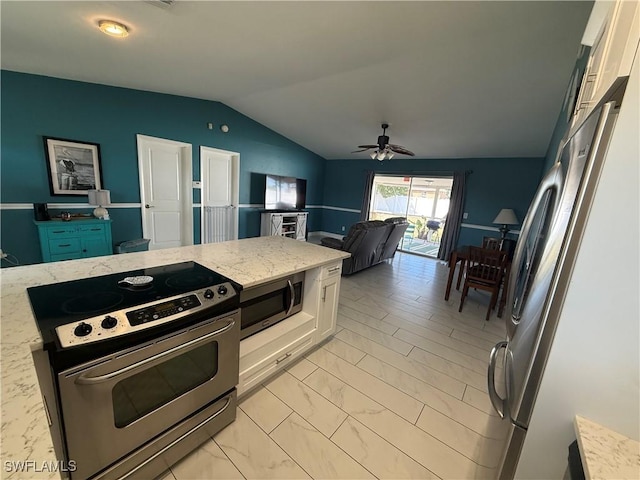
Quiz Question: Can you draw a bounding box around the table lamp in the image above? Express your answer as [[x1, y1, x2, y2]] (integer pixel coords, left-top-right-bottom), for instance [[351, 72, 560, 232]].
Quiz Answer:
[[493, 208, 518, 241], [88, 189, 111, 220]]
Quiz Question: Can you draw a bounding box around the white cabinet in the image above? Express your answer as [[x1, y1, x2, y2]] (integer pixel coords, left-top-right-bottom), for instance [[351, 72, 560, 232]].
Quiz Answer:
[[261, 212, 308, 241], [237, 260, 343, 398], [572, 0, 640, 127], [238, 313, 315, 396], [316, 263, 342, 342]]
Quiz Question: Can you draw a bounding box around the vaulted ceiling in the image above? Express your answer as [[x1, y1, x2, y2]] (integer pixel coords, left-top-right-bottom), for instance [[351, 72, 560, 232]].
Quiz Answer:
[[1, 1, 593, 159]]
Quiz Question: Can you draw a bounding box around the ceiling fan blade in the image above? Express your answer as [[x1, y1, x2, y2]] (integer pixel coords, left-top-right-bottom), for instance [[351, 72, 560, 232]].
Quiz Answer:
[[356, 144, 378, 149], [389, 144, 415, 156], [351, 147, 375, 153]]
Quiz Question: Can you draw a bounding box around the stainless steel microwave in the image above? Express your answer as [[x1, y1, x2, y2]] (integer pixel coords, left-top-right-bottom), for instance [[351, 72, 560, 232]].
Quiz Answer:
[[239, 272, 304, 339]]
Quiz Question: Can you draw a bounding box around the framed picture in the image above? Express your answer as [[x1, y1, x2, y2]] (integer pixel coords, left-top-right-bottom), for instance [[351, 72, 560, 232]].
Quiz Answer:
[[43, 137, 104, 196]]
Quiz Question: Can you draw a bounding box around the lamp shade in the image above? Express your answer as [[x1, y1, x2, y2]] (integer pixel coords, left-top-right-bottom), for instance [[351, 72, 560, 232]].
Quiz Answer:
[[88, 189, 111, 206], [493, 208, 518, 225]]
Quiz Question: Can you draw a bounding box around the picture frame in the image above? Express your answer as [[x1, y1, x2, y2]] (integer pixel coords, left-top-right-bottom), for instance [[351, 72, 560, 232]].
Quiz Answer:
[[43, 136, 104, 196]]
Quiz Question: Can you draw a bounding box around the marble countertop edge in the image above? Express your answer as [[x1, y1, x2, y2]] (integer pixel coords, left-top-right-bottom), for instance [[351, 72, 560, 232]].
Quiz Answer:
[[574, 415, 640, 480], [0, 236, 349, 478]]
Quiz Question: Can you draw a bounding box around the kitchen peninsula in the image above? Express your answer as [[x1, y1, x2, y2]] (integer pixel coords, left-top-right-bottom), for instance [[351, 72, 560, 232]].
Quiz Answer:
[[0, 236, 349, 479]]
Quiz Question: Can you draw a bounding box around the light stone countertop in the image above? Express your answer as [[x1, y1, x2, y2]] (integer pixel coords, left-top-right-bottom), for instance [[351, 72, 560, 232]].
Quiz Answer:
[[574, 415, 640, 480], [0, 236, 349, 479]]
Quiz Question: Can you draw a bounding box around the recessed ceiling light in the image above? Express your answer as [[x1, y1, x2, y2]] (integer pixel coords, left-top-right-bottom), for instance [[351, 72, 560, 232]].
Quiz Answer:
[[98, 20, 129, 38]]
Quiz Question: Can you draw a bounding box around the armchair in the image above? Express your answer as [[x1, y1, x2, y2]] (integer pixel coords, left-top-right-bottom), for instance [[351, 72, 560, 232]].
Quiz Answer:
[[321, 219, 404, 275]]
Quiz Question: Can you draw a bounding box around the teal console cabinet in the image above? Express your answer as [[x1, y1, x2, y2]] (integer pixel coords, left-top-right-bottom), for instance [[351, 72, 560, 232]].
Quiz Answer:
[[34, 219, 113, 262]]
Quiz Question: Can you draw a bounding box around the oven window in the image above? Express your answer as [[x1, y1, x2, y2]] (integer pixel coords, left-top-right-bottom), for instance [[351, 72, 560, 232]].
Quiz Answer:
[[112, 342, 218, 428]]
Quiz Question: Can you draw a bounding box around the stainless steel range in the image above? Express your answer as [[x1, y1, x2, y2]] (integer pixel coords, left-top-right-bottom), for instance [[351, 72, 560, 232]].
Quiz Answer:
[[27, 261, 241, 480]]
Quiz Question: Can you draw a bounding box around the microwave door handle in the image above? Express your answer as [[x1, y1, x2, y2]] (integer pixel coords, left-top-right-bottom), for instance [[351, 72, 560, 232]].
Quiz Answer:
[[75, 319, 235, 386], [285, 279, 295, 316], [488, 341, 508, 419]]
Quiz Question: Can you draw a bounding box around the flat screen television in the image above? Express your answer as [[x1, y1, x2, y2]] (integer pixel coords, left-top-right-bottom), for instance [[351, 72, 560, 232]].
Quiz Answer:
[[265, 175, 306, 211]]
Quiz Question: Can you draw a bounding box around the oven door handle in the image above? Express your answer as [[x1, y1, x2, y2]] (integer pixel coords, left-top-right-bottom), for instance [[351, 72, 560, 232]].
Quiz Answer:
[[75, 319, 235, 386], [285, 279, 295, 316]]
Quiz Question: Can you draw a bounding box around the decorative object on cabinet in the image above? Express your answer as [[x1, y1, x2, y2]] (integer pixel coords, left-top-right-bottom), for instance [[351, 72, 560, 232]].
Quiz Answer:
[[261, 212, 307, 241], [34, 218, 112, 262], [88, 189, 111, 219], [33, 203, 50, 221], [43, 137, 103, 195]]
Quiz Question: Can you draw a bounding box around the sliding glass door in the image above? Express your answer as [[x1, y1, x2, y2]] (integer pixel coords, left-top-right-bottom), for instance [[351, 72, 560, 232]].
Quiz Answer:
[[369, 175, 453, 257]]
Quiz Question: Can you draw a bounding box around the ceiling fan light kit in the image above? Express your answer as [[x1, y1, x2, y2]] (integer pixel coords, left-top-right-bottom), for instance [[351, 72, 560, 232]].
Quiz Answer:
[[353, 123, 414, 161]]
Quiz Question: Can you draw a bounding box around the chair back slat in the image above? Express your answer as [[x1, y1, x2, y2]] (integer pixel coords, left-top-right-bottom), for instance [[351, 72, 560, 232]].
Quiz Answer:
[[466, 246, 507, 285]]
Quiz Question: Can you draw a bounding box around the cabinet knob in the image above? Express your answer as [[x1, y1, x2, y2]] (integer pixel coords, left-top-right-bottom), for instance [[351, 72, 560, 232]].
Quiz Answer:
[[145, 204, 153, 209]]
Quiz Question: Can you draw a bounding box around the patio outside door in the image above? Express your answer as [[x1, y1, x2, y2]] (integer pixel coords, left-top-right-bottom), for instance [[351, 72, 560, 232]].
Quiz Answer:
[[368, 175, 453, 257]]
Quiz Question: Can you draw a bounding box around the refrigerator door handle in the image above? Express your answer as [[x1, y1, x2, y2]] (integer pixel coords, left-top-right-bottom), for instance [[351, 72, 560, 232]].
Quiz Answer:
[[488, 341, 508, 418], [506, 162, 563, 324]]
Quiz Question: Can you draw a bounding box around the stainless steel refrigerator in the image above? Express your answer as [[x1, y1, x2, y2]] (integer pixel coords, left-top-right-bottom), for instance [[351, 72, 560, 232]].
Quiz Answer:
[[485, 82, 628, 479]]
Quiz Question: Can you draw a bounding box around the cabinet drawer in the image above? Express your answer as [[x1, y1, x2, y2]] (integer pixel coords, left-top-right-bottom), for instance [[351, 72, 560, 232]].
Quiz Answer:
[[320, 262, 342, 280], [78, 224, 105, 234], [49, 237, 81, 255], [50, 252, 82, 262], [239, 330, 314, 396], [46, 226, 78, 238]]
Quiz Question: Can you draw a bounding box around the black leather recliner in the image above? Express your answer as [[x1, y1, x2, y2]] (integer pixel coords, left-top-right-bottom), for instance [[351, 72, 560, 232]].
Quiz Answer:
[[320, 217, 409, 275]]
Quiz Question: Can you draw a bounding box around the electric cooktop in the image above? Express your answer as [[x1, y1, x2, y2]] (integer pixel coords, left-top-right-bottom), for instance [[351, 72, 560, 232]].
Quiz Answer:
[[27, 261, 241, 356]]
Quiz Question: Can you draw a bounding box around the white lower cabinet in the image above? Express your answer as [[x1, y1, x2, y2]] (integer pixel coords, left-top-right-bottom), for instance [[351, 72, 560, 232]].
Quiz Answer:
[[316, 263, 342, 343], [237, 261, 343, 398]]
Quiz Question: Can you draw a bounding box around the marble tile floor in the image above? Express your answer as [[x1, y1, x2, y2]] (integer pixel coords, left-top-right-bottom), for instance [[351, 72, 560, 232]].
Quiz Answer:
[[160, 252, 508, 480]]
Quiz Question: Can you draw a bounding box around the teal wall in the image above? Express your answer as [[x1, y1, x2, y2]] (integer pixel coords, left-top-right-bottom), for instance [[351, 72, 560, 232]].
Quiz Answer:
[[322, 157, 546, 248], [1, 71, 326, 265]]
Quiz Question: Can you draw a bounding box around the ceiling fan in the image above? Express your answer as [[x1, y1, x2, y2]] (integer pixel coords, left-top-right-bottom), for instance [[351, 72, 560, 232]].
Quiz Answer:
[[352, 123, 415, 161]]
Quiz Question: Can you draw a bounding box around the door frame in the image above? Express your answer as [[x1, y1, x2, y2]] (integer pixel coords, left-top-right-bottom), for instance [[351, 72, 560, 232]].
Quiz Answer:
[[136, 134, 193, 249], [199, 146, 240, 243]]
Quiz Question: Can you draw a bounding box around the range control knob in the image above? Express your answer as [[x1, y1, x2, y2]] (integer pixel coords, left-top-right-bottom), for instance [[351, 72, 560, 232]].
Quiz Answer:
[[217, 285, 228, 296], [204, 289, 214, 299], [74, 322, 92, 337], [101, 315, 118, 329]]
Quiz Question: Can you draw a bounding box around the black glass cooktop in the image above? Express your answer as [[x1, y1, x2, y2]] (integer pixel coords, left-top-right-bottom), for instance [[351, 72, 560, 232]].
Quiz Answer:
[[27, 261, 239, 349]]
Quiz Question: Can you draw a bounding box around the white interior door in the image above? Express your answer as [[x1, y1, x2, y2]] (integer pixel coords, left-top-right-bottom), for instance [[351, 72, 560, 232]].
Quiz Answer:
[[137, 135, 193, 250], [200, 147, 239, 243]]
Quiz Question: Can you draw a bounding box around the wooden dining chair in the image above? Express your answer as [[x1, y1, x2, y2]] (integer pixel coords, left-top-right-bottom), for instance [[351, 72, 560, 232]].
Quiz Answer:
[[482, 236, 501, 250], [459, 246, 508, 321]]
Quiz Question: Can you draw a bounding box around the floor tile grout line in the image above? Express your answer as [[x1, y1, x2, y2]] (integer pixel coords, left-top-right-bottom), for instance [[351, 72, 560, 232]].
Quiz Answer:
[[235, 405, 312, 479], [305, 352, 421, 424], [345, 344, 501, 435], [210, 435, 248, 480], [394, 327, 494, 368], [339, 324, 490, 383], [300, 368, 446, 479], [317, 344, 466, 426], [301, 364, 490, 473]]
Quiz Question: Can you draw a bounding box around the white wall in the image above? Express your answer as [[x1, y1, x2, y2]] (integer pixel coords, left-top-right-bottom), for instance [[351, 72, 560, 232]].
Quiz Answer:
[[514, 55, 639, 478]]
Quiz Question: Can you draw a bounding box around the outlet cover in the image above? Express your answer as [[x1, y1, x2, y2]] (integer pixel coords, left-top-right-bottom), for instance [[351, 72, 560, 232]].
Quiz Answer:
[[463, 212, 468, 219]]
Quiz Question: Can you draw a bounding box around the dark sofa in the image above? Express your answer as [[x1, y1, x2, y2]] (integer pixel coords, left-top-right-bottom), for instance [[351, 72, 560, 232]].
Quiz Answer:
[[320, 217, 409, 275]]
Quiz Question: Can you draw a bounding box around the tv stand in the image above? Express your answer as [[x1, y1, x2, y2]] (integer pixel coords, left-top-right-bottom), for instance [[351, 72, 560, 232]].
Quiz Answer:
[[261, 211, 307, 241]]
